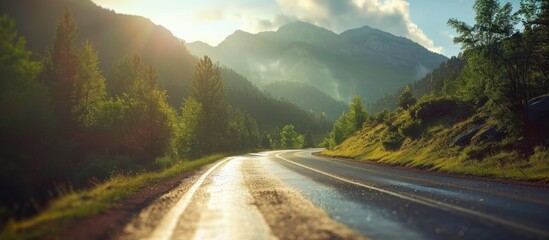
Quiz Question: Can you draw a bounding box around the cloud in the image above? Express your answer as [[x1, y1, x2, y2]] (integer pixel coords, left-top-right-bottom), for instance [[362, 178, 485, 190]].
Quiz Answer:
[[249, 14, 299, 32], [260, 0, 442, 53], [193, 8, 225, 21]]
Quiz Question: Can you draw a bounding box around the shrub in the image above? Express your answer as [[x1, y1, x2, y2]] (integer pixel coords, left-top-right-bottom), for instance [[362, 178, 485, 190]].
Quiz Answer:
[[410, 96, 472, 124], [380, 130, 404, 151], [398, 119, 423, 139]]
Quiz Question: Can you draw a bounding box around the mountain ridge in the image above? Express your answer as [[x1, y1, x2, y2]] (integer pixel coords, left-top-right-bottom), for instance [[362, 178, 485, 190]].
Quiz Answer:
[[187, 21, 447, 103]]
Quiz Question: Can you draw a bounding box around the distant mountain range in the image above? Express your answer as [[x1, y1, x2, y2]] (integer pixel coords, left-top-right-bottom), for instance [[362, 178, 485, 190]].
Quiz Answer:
[[0, 0, 330, 133], [187, 21, 448, 103]]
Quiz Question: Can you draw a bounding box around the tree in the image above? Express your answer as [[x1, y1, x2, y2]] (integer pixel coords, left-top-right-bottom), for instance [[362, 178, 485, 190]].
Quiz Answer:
[[179, 97, 203, 158], [303, 132, 315, 148], [226, 107, 260, 150], [190, 56, 229, 154], [280, 124, 303, 149], [348, 95, 369, 131], [48, 9, 80, 136], [398, 86, 416, 110], [109, 55, 145, 96], [73, 41, 107, 127], [448, 0, 548, 141], [323, 96, 369, 149], [0, 15, 60, 210]]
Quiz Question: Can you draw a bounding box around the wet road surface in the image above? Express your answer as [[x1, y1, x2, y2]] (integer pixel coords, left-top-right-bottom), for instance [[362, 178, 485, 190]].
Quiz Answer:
[[123, 149, 549, 240]]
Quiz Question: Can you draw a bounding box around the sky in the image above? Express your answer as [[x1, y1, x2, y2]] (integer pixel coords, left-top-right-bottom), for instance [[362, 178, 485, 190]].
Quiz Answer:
[[91, 0, 520, 58]]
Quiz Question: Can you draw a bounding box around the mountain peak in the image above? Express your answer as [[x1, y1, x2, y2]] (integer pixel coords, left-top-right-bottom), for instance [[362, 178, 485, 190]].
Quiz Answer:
[[277, 21, 335, 36]]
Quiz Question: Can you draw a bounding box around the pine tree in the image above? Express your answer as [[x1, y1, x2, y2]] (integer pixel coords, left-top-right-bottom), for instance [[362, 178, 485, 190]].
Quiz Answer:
[[49, 9, 80, 135], [348, 95, 369, 131], [398, 86, 416, 110], [280, 124, 303, 149], [73, 40, 106, 127], [190, 56, 228, 153]]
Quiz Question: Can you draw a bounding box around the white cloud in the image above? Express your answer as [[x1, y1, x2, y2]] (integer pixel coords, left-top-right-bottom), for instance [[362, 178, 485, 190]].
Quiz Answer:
[[255, 0, 443, 53], [247, 14, 299, 32]]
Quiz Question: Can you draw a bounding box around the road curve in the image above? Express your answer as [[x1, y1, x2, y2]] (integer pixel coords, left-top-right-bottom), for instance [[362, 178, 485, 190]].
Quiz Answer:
[[122, 149, 549, 240]]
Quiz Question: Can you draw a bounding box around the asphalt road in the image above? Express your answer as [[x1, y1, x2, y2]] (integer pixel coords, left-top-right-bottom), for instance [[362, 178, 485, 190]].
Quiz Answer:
[[122, 149, 549, 240]]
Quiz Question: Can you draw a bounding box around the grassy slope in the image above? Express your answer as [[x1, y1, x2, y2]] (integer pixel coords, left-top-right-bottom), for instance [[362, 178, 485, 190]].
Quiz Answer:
[[1, 154, 225, 239], [323, 116, 549, 182]]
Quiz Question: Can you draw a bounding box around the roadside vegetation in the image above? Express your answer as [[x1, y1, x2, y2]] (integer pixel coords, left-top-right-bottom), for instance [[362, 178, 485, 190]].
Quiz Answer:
[[0, 9, 272, 228], [0, 154, 224, 239], [323, 0, 549, 182]]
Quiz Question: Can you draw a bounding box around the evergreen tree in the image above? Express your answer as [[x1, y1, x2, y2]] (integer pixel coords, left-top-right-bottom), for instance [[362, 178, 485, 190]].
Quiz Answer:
[[73, 40, 107, 127], [190, 56, 229, 154], [280, 124, 303, 149], [179, 97, 203, 157], [398, 86, 416, 110], [0, 15, 59, 210], [348, 95, 369, 132], [48, 9, 80, 136]]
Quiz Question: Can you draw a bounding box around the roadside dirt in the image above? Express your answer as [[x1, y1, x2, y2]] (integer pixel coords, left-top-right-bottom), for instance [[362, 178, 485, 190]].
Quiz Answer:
[[243, 159, 367, 240], [39, 163, 216, 240]]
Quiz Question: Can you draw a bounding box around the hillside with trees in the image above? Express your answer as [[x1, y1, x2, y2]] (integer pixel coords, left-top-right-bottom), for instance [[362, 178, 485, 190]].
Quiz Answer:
[[323, 0, 549, 181], [0, 6, 327, 224], [0, 0, 330, 135]]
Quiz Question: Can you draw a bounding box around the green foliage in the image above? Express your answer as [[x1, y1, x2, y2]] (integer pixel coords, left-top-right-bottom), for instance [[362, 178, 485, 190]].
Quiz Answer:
[[226, 107, 261, 150], [398, 119, 423, 139], [380, 130, 404, 151], [0, 15, 63, 218], [178, 97, 203, 158], [47, 9, 80, 135], [280, 124, 304, 149], [303, 132, 315, 148], [73, 41, 107, 128], [109, 55, 144, 97], [348, 95, 369, 131], [324, 95, 369, 149], [448, 0, 549, 141], [397, 86, 416, 110], [410, 96, 473, 124], [190, 56, 229, 154]]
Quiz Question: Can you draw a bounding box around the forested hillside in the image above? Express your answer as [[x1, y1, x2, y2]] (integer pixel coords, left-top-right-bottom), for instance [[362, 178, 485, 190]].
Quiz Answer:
[[0, 0, 329, 134], [263, 81, 347, 121], [323, 0, 549, 181], [0, 2, 330, 223], [368, 56, 466, 113]]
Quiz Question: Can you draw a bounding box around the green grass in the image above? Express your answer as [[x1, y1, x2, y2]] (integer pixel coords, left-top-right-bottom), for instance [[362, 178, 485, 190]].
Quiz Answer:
[[323, 118, 549, 183], [0, 154, 225, 240]]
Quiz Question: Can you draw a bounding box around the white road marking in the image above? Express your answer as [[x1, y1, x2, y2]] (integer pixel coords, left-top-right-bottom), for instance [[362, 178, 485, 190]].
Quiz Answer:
[[148, 157, 232, 240], [275, 152, 549, 237]]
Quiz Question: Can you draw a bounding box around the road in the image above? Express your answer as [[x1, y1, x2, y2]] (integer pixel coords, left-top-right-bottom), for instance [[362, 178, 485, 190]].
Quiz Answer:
[[121, 149, 549, 240]]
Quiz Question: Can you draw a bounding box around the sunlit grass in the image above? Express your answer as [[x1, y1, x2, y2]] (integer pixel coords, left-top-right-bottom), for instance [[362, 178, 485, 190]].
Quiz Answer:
[[0, 154, 225, 240], [323, 119, 549, 182]]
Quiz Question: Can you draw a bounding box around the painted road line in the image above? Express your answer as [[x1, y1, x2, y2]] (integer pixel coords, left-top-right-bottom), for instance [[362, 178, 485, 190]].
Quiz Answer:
[[275, 153, 549, 237], [148, 157, 233, 240]]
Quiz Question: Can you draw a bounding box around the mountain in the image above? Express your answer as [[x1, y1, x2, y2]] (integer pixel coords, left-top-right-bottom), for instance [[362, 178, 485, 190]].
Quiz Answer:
[[264, 82, 347, 121], [368, 56, 466, 113], [0, 0, 330, 133], [187, 21, 448, 103]]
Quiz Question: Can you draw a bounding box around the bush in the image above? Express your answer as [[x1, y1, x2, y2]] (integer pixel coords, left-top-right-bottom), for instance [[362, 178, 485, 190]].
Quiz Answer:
[[380, 130, 404, 151], [398, 119, 423, 139], [410, 96, 472, 124], [74, 155, 139, 185]]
